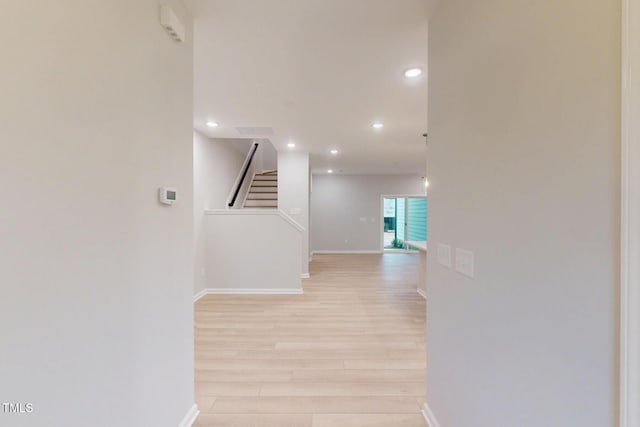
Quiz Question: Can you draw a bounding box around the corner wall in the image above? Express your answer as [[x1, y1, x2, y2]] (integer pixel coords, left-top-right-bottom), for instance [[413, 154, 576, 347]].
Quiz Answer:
[[278, 152, 310, 276], [426, 0, 620, 426], [0, 1, 195, 426], [194, 134, 249, 295]]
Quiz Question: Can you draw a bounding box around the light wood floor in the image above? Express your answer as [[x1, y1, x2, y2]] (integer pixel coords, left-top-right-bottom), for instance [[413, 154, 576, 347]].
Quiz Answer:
[[194, 253, 426, 427]]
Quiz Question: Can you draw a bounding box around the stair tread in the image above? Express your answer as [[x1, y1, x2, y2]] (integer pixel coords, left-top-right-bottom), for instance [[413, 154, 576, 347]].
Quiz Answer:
[[244, 171, 278, 208]]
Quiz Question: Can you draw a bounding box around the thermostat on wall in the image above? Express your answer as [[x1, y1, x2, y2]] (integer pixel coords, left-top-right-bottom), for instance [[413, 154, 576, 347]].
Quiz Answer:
[[159, 187, 177, 205]]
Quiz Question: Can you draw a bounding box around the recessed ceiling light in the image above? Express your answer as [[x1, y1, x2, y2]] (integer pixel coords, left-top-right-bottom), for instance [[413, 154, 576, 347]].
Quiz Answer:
[[404, 68, 423, 78], [287, 143, 295, 148], [372, 122, 384, 130], [206, 121, 219, 128], [330, 149, 338, 155], [327, 169, 333, 174]]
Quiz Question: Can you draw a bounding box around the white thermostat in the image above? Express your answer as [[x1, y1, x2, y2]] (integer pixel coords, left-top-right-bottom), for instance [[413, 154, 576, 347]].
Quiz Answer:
[[159, 187, 177, 205]]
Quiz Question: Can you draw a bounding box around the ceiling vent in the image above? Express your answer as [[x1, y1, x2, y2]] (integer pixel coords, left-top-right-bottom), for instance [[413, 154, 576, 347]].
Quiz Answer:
[[235, 126, 274, 135], [160, 5, 185, 43]]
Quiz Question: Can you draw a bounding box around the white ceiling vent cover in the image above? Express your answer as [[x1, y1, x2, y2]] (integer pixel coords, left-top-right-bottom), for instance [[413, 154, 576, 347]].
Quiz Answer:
[[235, 126, 275, 135], [160, 5, 185, 43]]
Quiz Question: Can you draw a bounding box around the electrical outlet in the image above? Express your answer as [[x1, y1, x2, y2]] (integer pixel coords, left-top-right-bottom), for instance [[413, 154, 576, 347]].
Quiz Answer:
[[437, 243, 452, 268], [455, 248, 474, 278]]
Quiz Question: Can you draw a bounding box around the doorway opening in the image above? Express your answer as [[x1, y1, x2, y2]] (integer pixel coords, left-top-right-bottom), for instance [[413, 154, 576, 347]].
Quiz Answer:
[[382, 196, 427, 252]]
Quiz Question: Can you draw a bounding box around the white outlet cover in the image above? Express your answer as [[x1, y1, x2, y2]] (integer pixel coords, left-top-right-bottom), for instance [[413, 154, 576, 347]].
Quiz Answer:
[[455, 248, 474, 278], [437, 243, 452, 268]]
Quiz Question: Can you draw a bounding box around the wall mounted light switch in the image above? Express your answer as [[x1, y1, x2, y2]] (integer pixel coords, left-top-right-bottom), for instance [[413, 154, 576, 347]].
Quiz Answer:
[[437, 243, 452, 268], [455, 248, 474, 278]]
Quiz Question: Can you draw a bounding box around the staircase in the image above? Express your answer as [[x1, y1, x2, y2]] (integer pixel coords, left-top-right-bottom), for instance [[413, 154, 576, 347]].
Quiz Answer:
[[244, 171, 278, 209]]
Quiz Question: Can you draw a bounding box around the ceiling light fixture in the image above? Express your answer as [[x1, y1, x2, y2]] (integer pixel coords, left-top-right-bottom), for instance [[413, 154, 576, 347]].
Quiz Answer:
[[287, 143, 295, 148], [206, 121, 219, 128], [372, 122, 384, 130], [327, 169, 333, 174], [404, 68, 423, 78], [330, 149, 338, 155]]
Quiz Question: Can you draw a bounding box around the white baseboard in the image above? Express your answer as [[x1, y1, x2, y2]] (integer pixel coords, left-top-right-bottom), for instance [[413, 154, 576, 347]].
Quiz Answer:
[[312, 250, 382, 254], [301, 273, 310, 279], [422, 402, 441, 427], [178, 404, 199, 427], [417, 288, 426, 299], [193, 288, 208, 302], [194, 288, 303, 297]]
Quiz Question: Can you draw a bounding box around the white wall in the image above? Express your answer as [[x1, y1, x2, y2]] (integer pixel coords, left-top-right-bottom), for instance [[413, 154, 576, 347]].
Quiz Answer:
[[622, 0, 640, 424], [194, 134, 249, 294], [202, 210, 302, 293], [256, 140, 278, 173], [426, 1, 619, 426], [311, 174, 425, 252], [278, 152, 310, 276], [0, 2, 195, 426]]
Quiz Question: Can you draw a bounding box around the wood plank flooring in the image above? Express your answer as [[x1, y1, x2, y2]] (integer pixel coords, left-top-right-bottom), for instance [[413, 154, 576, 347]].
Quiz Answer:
[[194, 253, 426, 427]]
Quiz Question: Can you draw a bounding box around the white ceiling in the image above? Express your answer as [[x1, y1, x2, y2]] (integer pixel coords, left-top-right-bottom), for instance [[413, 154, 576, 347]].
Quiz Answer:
[[189, 0, 429, 174]]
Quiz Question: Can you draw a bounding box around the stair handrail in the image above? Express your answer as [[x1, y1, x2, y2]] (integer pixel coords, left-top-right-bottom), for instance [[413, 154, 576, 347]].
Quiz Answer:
[[228, 142, 259, 208]]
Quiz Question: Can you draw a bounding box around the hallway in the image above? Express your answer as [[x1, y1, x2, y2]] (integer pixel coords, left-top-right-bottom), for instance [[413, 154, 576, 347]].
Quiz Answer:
[[194, 254, 427, 427]]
